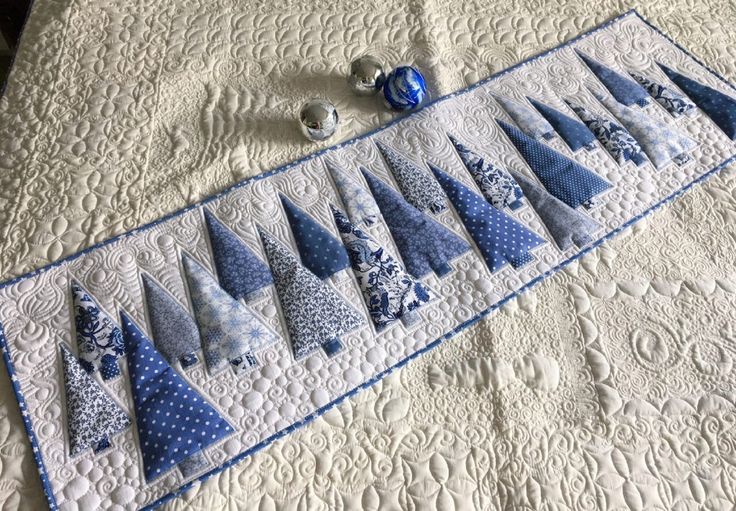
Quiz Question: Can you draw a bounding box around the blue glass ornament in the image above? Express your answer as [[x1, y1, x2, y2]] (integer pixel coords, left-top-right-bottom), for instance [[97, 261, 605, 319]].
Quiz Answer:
[[383, 66, 428, 111]]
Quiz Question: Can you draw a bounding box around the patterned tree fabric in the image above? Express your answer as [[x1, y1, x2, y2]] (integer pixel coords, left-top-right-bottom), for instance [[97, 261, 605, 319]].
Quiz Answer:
[[429, 164, 546, 271], [564, 97, 648, 166], [71, 280, 125, 381], [181, 253, 277, 375], [447, 133, 524, 210], [280, 194, 351, 280], [575, 50, 649, 107], [527, 97, 597, 151], [375, 141, 447, 214], [658, 63, 736, 140], [509, 169, 600, 251], [258, 227, 365, 359], [331, 206, 433, 331], [493, 94, 555, 140], [497, 118, 612, 209], [120, 311, 233, 482], [361, 168, 471, 278], [595, 91, 698, 169], [60, 343, 130, 457], [204, 209, 273, 303], [629, 72, 697, 118], [142, 274, 201, 369], [325, 160, 380, 227]]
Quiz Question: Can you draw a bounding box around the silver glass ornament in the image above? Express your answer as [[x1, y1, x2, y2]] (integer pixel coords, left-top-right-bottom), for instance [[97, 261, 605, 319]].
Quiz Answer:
[[298, 99, 339, 142], [347, 55, 386, 96]]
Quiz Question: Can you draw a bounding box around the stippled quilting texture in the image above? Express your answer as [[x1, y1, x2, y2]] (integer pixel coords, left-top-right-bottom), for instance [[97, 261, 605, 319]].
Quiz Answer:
[[0, 2, 735, 511]]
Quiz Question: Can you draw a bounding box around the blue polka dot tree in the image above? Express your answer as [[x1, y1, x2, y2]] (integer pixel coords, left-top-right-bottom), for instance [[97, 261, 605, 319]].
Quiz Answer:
[[526, 97, 597, 152], [120, 310, 234, 482], [361, 168, 470, 279]]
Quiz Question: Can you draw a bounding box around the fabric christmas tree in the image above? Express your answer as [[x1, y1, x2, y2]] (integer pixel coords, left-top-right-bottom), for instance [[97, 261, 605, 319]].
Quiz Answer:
[[325, 160, 380, 226], [142, 274, 200, 369], [526, 97, 597, 152], [258, 227, 365, 359], [60, 343, 130, 456], [594, 91, 697, 169], [71, 279, 125, 381], [564, 97, 647, 166], [658, 63, 736, 140], [508, 169, 600, 251], [204, 209, 273, 303], [492, 94, 555, 140], [447, 132, 525, 210], [429, 163, 546, 272], [181, 253, 278, 375], [361, 168, 471, 278], [331, 205, 433, 331], [375, 141, 447, 214], [280, 194, 350, 280], [629, 71, 696, 118], [120, 311, 233, 482], [575, 50, 649, 107], [496, 118, 612, 209]]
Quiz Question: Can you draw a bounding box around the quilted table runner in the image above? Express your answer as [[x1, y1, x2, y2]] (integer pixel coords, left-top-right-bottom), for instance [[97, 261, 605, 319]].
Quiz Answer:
[[2, 11, 736, 510]]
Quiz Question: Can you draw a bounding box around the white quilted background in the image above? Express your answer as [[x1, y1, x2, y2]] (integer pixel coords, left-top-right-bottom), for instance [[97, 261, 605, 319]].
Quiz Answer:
[[0, 1, 735, 510]]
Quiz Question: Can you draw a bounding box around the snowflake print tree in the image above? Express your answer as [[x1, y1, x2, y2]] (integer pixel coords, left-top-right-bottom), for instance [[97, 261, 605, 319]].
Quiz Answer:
[[325, 160, 380, 227], [492, 94, 555, 140]]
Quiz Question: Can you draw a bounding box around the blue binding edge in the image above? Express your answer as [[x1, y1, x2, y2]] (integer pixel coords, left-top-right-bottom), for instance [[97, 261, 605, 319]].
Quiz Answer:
[[0, 9, 734, 511]]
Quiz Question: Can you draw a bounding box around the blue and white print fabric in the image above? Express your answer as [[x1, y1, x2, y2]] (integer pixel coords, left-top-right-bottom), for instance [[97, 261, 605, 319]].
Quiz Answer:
[[361, 168, 471, 278], [204, 209, 273, 303], [497, 118, 612, 209], [595, 92, 697, 169], [575, 50, 649, 107], [629, 72, 696, 118], [493, 95, 555, 140], [429, 164, 546, 272], [658, 63, 736, 140], [120, 311, 233, 483], [509, 169, 600, 251], [142, 274, 200, 369], [181, 253, 277, 375], [331, 206, 433, 331], [447, 133, 524, 210], [258, 228, 364, 359], [280, 194, 351, 280], [325, 160, 380, 227], [527, 97, 597, 152], [375, 141, 447, 214], [71, 279, 125, 381], [61, 343, 130, 457], [564, 98, 647, 166]]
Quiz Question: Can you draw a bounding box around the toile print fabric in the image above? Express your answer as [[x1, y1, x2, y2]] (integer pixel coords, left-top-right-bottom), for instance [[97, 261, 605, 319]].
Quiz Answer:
[[629, 72, 697, 117], [258, 228, 364, 359], [325, 160, 380, 227], [564, 97, 648, 166], [142, 274, 201, 369], [527, 97, 598, 151], [181, 253, 277, 374], [595, 91, 698, 168], [375, 141, 447, 214], [447, 133, 525, 210], [204, 209, 273, 303], [280, 194, 351, 280], [71, 280, 125, 381], [576, 50, 650, 107], [429, 163, 547, 271], [496, 118, 612, 209], [60, 343, 131, 457], [361, 168, 471, 278], [493, 94, 555, 140], [120, 311, 233, 482], [331, 206, 433, 331], [658, 63, 736, 140]]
